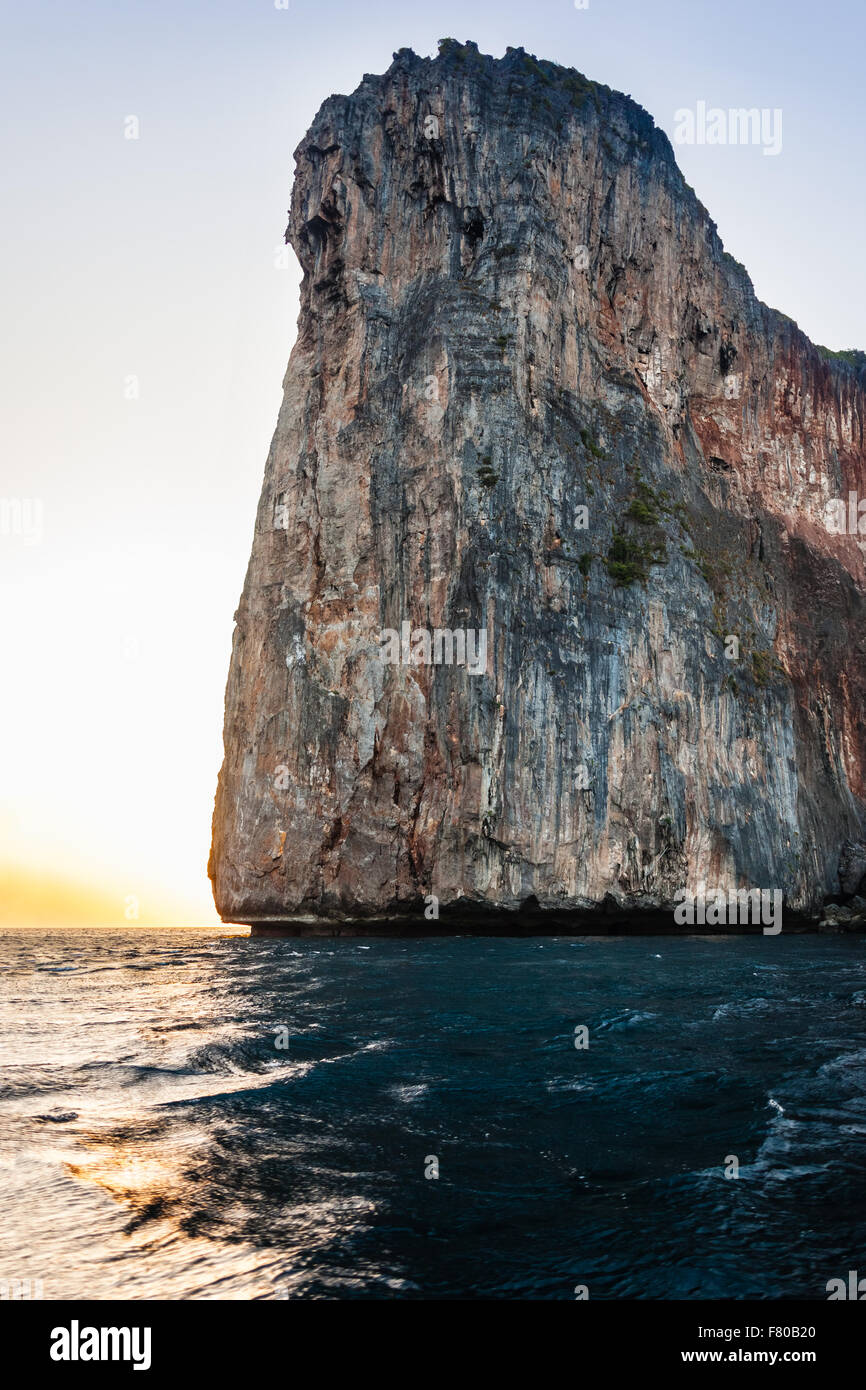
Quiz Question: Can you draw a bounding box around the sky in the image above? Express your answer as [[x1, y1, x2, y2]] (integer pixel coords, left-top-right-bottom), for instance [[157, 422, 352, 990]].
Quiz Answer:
[[1, 0, 863, 926]]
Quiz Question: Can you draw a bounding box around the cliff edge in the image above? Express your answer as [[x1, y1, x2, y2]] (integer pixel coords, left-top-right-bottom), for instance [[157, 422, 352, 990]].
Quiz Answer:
[[210, 41, 866, 930]]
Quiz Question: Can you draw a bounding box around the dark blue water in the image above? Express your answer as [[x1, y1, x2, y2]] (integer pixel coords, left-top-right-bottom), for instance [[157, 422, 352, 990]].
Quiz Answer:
[[1, 929, 864, 1298]]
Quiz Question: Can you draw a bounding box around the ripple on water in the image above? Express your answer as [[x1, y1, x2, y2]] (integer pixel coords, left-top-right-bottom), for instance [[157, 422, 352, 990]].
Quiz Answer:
[[1, 929, 865, 1299]]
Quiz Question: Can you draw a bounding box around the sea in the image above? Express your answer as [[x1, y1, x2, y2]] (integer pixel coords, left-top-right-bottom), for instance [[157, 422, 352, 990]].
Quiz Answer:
[[1, 928, 864, 1299]]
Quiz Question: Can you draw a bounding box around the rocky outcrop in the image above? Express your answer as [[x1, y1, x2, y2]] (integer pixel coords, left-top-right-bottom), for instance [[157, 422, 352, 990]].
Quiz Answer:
[[818, 898, 866, 933], [209, 40, 866, 931]]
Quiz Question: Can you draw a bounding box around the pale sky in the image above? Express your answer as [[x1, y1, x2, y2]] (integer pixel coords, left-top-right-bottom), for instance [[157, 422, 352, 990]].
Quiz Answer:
[[1, 0, 863, 925]]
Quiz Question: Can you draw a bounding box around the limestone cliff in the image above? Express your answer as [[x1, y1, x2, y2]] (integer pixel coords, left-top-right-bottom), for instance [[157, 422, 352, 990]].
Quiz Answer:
[[209, 41, 866, 931]]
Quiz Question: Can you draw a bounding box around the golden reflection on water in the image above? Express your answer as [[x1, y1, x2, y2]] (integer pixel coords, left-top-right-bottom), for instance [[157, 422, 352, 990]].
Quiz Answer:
[[58, 1103, 381, 1299]]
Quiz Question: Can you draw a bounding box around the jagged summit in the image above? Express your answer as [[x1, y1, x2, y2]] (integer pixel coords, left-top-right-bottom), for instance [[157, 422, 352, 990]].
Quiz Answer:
[[303, 40, 863, 380]]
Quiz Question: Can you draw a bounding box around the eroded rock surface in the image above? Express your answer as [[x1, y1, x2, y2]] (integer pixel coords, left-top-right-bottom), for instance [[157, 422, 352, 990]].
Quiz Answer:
[[210, 41, 866, 930]]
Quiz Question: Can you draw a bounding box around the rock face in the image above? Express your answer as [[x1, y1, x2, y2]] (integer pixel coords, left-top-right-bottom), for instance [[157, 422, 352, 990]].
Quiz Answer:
[[210, 40, 866, 931]]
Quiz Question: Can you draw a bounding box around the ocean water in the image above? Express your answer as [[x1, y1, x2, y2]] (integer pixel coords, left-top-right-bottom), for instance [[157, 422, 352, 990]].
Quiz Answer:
[[0, 928, 864, 1300]]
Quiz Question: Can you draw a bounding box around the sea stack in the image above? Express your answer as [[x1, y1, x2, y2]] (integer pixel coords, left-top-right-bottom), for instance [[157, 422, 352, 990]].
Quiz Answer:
[[210, 40, 866, 933]]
